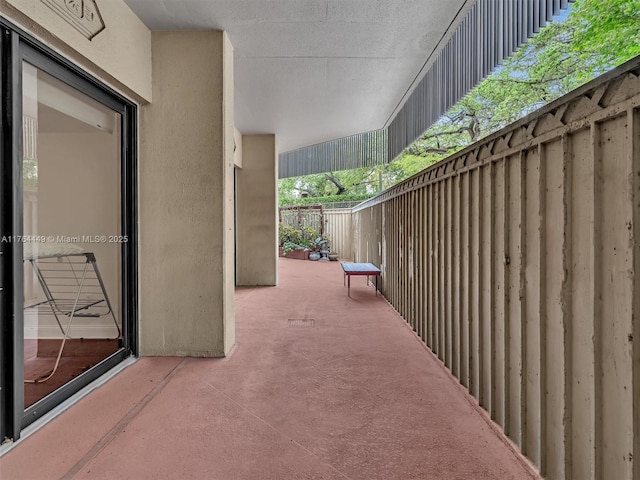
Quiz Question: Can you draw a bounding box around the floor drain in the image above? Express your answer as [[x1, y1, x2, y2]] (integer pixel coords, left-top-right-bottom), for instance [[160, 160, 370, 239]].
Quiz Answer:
[[288, 318, 315, 328]]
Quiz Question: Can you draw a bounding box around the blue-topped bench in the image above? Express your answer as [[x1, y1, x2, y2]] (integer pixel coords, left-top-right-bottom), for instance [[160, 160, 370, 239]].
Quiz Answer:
[[341, 262, 381, 297]]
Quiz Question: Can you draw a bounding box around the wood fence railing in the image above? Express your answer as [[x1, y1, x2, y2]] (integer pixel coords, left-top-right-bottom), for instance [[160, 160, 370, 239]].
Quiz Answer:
[[351, 57, 640, 480]]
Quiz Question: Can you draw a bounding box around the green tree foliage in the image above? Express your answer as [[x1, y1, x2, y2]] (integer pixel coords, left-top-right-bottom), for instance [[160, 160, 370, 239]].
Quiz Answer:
[[401, 0, 640, 164], [279, 0, 640, 204]]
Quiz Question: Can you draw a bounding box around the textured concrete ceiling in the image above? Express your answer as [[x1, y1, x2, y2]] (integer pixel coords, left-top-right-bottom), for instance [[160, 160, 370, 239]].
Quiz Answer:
[[123, 0, 472, 152]]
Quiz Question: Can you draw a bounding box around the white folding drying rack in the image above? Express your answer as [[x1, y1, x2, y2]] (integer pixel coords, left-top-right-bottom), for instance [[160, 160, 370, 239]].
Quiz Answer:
[[23, 243, 121, 383]]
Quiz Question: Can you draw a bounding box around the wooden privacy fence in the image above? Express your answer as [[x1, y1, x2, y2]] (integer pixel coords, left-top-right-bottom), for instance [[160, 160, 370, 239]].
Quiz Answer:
[[352, 57, 640, 480], [279, 205, 323, 234], [323, 209, 353, 260]]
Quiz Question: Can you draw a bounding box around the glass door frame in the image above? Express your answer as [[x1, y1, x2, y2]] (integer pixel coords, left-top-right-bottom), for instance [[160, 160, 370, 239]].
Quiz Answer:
[[0, 20, 138, 443]]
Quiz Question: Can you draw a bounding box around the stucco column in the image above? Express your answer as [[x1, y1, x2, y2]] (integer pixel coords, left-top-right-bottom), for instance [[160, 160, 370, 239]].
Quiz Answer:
[[236, 134, 278, 286], [139, 31, 235, 356]]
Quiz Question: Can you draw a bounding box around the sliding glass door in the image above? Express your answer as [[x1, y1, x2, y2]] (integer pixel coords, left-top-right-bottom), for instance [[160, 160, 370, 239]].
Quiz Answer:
[[1, 23, 137, 443]]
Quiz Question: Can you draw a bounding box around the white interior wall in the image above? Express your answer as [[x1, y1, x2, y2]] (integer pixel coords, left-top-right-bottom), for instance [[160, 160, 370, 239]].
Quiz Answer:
[[26, 128, 122, 339]]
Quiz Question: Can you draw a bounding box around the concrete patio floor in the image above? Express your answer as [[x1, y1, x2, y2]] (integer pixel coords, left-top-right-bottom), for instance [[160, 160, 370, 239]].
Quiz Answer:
[[1, 258, 539, 480]]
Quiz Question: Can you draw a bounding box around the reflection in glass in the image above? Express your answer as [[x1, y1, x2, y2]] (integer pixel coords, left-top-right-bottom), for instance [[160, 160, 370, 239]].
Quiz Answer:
[[21, 62, 122, 408]]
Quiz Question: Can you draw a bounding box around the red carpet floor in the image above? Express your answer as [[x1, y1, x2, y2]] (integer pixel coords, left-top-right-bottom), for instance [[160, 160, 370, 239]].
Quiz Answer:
[[1, 259, 539, 479]]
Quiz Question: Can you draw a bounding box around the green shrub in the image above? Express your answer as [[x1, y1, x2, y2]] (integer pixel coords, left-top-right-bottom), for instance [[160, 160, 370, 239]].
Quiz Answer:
[[279, 193, 374, 207], [279, 223, 319, 250]]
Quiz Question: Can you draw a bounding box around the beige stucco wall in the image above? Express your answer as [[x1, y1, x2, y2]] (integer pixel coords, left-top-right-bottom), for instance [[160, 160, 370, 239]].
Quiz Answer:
[[0, 0, 151, 102], [222, 33, 235, 351], [235, 134, 278, 286], [139, 31, 235, 356]]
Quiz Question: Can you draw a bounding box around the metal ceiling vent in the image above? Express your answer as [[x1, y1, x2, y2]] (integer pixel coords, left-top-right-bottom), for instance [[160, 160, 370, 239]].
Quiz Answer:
[[288, 318, 315, 328]]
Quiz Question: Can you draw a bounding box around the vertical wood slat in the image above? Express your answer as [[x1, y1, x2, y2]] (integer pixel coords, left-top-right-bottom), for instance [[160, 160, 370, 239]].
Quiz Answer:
[[631, 107, 640, 480], [419, 187, 426, 342], [470, 168, 481, 400], [439, 180, 446, 361], [599, 115, 634, 480], [435, 182, 441, 357], [493, 159, 506, 427], [539, 143, 548, 475], [592, 121, 604, 480], [405, 192, 410, 322], [570, 127, 596, 480], [446, 177, 453, 368], [453, 174, 461, 379], [506, 152, 525, 447], [524, 146, 543, 469], [561, 134, 573, 479], [408, 191, 414, 331], [413, 189, 419, 335], [411, 190, 416, 331], [427, 184, 435, 350], [394, 197, 399, 308], [543, 139, 567, 480], [480, 164, 493, 412], [461, 172, 470, 389]]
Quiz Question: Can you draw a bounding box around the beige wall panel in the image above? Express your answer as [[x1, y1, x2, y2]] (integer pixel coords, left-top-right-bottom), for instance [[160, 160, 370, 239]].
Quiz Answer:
[[324, 209, 353, 261], [391, 199, 398, 308], [506, 153, 524, 446], [543, 139, 568, 480], [493, 159, 506, 427], [222, 33, 235, 352], [139, 31, 233, 357], [569, 127, 597, 480], [236, 134, 277, 286], [524, 147, 543, 468], [598, 115, 634, 480], [37, 131, 121, 337], [1, 0, 151, 101]]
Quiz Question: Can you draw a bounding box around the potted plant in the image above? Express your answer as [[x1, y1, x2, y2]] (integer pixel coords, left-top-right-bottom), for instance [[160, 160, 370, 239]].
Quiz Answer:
[[315, 234, 330, 260], [278, 223, 320, 260], [308, 235, 326, 261]]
